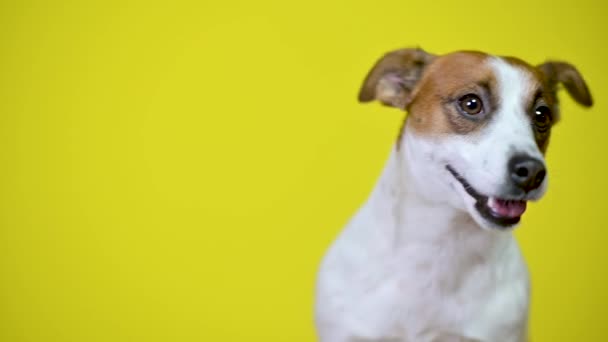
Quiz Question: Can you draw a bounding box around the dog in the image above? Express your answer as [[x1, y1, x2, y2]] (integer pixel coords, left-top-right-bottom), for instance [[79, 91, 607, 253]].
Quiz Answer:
[[314, 48, 592, 342]]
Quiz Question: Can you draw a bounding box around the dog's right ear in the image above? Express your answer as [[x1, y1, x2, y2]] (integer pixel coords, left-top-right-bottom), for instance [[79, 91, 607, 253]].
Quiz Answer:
[[358, 48, 435, 110]]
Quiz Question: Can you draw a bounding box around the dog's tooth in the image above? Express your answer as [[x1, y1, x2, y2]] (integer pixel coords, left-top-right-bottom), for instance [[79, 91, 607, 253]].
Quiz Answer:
[[488, 197, 496, 209]]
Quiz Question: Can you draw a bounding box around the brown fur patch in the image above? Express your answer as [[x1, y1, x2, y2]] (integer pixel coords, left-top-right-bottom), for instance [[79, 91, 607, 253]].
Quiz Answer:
[[406, 51, 498, 137]]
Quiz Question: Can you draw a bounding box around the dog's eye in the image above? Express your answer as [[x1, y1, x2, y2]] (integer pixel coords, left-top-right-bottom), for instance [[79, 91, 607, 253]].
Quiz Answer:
[[458, 94, 483, 115], [534, 105, 552, 130]]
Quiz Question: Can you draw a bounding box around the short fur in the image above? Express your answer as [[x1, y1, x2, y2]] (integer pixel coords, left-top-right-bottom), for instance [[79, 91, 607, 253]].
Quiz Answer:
[[315, 48, 592, 342]]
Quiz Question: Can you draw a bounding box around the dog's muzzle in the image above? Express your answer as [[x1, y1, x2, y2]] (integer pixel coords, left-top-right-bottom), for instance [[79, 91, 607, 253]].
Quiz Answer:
[[446, 165, 528, 228]]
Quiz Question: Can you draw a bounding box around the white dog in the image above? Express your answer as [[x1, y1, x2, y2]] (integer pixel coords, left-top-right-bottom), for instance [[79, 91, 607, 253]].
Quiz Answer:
[[315, 48, 592, 342]]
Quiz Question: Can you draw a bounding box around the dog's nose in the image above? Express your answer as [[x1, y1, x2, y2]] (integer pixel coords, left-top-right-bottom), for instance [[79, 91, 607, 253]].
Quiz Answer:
[[508, 155, 546, 192]]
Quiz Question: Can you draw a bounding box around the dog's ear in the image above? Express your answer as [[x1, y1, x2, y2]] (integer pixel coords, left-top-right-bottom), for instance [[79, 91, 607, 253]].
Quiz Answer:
[[537, 61, 593, 107], [358, 48, 436, 110]]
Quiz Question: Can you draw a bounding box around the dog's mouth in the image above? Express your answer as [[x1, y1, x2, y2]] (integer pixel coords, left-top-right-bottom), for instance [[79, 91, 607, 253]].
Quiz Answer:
[[446, 165, 526, 228]]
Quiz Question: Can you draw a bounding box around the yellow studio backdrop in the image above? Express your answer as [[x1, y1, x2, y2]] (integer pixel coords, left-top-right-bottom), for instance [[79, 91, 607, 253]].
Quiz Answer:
[[0, 0, 606, 341]]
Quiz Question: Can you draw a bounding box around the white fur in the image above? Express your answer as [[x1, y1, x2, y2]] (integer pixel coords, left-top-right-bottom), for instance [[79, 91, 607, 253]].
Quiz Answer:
[[315, 57, 543, 341]]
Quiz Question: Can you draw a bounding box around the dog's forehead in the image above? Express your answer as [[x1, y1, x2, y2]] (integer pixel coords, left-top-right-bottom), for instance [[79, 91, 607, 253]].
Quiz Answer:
[[499, 56, 545, 82], [419, 51, 541, 94], [422, 51, 494, 88]]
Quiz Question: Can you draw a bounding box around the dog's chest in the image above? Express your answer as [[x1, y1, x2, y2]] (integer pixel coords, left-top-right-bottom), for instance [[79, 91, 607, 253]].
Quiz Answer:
[[459, 250, 529, 341], [389, 239, 530, 341]]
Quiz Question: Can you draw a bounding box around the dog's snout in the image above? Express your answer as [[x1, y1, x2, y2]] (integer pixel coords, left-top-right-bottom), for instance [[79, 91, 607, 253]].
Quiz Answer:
[[508, 155, 546, 192]]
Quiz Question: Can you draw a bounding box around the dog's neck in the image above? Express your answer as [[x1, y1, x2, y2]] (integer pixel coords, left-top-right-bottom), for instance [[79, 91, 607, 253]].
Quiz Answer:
[[365, 128, 512, 251]]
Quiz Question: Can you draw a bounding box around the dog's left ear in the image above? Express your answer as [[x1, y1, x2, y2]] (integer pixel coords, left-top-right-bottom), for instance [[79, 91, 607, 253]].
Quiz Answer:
[[358, 48, 436, 110], [537, 61, 593, 107]]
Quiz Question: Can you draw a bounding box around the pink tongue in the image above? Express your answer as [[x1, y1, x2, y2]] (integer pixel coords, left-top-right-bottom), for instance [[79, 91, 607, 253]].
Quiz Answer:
[[488, 198, 527, 218]]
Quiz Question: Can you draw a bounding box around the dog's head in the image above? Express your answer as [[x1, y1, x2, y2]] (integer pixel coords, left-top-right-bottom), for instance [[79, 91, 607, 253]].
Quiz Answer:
[[359, 49, 593, 230]]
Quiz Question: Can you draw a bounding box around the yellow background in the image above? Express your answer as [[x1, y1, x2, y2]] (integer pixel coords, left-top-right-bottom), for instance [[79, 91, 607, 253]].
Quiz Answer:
[[0, 0, 606, 341]]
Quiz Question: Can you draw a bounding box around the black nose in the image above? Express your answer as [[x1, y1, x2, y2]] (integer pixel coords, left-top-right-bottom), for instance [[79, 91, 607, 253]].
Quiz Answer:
[[508, 155, 546, 192]]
